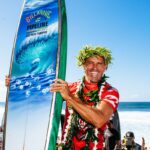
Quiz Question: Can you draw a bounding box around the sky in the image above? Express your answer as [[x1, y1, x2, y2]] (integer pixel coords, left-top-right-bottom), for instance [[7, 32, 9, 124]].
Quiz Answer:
[[0, 0, 150, 102]]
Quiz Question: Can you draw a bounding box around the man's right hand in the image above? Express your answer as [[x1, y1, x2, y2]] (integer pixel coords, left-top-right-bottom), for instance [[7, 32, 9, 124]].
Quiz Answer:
[[5, 75, 10, 87]]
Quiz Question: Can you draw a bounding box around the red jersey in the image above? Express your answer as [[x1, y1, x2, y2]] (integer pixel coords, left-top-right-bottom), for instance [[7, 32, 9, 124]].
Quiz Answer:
[[61, 79, 119, 150]]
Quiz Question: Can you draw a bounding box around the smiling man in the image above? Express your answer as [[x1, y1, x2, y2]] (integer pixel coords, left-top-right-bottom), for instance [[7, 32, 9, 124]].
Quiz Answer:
[[50, 45, 119, 150]]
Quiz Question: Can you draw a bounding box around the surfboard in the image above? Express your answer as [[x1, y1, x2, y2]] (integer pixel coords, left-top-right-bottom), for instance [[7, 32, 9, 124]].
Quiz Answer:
[[3, 0, 67, 150]]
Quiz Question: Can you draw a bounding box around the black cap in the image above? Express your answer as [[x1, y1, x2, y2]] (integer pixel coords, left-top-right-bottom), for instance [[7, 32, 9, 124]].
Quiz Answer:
[[125, 131, 135, 138]]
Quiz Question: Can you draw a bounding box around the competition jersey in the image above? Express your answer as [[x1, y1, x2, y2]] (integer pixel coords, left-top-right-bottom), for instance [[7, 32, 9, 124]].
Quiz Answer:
[[61, 80, 119, 150]]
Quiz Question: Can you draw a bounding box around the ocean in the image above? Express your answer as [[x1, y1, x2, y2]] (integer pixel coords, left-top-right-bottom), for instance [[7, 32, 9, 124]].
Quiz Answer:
[[0, 102, 150, 147], [118, 102, 150, 147]]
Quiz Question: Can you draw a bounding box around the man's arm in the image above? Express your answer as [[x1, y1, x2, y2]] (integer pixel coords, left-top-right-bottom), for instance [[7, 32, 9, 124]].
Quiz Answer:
[[67, 97, 113, 128], [50, 79, 113, 128]]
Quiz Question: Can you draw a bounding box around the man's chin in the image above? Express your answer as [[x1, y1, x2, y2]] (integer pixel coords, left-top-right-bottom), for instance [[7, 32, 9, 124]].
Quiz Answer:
[[89, 78, 100, 83], [85, 75, 101, 83]]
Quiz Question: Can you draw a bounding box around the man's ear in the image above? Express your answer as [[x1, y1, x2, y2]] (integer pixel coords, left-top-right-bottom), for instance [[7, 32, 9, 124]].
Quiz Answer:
[[103, 64, 108, 70], [105, 65, 108, 70]]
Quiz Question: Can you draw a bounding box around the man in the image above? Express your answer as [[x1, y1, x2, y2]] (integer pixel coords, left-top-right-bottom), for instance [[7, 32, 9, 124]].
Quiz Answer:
[[50, 45, 119, 149], [104, 120, 121, 150], [122, 132, 141, 150]]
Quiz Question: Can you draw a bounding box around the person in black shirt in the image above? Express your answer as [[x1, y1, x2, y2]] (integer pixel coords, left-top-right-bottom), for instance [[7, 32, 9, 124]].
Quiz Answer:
[[104, 120, 121, 150]]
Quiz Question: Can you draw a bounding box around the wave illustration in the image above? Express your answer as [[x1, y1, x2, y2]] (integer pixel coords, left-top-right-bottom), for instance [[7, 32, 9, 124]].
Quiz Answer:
[[9, 68, 55, 104], [12, 22, 58, 76], [24, 0, 57, 12]]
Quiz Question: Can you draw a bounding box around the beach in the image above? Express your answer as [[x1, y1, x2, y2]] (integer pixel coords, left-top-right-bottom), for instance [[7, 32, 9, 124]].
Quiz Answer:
[[1, 102, 150, 147], [119, 111, 150, 146], [118, 102, 150, 147]]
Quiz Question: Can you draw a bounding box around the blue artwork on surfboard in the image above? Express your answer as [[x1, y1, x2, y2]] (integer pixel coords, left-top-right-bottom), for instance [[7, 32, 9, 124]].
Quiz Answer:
[[5, 0, 60, 149]]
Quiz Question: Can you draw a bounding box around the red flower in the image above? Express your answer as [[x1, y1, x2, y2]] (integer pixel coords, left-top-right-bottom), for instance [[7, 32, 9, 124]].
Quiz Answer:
[[89, 142, 94, 149], [83, 87, 89, 94], [73, 136, 86, 150]]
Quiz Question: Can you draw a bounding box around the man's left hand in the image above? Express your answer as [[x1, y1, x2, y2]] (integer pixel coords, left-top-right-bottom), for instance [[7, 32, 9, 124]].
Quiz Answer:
[[50, 79, 71, 100]]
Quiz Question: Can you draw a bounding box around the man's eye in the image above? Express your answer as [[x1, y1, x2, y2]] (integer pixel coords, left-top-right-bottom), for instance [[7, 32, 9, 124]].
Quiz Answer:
[[87, 62, 93, 65], [98, 62, 104, 65]]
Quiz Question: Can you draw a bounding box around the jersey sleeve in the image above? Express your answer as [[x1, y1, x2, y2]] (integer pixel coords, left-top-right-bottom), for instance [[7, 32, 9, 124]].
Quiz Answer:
[[101, 84, 119, 112]]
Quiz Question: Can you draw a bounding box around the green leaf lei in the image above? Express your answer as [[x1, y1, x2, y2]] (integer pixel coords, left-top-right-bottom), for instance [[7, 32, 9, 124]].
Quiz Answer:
[[61, 75, 108, 149]]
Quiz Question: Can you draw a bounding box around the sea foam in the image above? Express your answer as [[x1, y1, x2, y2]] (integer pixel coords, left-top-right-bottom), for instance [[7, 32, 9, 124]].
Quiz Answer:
[[119, 111, 150, 147]]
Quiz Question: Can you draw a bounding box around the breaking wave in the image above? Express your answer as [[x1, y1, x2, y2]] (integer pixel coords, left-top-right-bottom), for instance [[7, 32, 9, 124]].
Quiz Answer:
[[24, 0, 57, 12], [12, 22, 58, 76]]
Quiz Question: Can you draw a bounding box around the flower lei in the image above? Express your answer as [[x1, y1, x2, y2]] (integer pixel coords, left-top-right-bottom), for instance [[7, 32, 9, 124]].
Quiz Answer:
[[60, 75, 108, 149]]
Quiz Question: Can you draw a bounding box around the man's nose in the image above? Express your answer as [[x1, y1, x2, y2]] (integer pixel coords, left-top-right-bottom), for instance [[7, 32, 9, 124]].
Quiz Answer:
[[93, 64, 98, 70]]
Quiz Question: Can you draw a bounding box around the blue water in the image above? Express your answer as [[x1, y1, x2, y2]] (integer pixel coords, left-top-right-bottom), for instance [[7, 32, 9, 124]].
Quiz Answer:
[[1, 102, 150, 112], [118, 102, 150, 112]]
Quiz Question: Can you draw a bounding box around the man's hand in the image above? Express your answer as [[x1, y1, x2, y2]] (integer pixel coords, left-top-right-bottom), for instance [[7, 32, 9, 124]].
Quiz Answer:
[[50, 79, 71, 100], [5, 75, 10, 87]]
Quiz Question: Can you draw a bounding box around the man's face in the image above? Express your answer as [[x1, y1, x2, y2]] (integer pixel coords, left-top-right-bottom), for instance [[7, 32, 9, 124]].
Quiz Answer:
[[83, 56, 107, 83]]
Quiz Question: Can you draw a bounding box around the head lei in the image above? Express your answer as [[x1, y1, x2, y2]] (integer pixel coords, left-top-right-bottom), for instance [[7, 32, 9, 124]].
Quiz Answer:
[[77, 45, 112, 66]]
